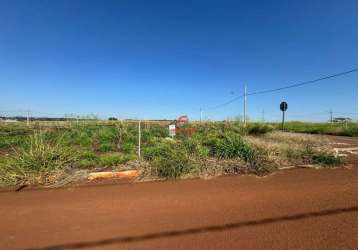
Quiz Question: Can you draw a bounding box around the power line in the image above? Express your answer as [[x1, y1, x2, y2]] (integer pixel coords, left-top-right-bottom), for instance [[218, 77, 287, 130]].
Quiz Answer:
[[332, 111, 358, 116], [202, 67, 358, 111], [247, 68, 358, 96], [287, 112, 329, 117], [203, 94, 244, 111]]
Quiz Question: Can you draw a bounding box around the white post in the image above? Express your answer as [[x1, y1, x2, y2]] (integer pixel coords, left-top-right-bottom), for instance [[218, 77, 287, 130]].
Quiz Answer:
[[27, 110, 30, 126], [138, 120, 141, 159], [200, 108, 203, 123], [244, 84, 247, 126]]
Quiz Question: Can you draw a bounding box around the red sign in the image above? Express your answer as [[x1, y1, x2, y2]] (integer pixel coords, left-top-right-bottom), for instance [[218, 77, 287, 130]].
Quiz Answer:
[[176, 115, 189, 126]]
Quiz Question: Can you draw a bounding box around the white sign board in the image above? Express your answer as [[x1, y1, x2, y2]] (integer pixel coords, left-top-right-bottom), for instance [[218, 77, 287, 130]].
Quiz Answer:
[[169, 124, 176, 137]]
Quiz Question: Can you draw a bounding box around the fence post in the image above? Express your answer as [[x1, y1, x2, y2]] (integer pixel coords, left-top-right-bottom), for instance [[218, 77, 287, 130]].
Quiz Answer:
[[138, 120, 141, 159]]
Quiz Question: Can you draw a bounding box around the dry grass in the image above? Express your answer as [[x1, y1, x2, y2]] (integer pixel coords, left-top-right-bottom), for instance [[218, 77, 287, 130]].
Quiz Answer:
[[247, 132, 337, 169]]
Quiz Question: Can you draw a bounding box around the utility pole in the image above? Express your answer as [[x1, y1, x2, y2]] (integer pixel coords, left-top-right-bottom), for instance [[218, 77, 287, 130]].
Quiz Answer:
[[243, 84, 247, 126], [200, 108, 203, 123], [330, 109, 333, 123], [262, 109, 265, 123]]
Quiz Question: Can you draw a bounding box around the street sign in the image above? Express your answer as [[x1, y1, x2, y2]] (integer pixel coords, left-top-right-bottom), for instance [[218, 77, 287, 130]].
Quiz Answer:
[[176, 115, 189, 126], [280, 102, 288, 112], [280, 101, 288, 130], [169, 124, 176, 137]]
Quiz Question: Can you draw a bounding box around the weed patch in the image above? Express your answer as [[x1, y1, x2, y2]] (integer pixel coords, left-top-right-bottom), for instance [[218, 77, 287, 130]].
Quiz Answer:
[[0, 133, 78, 186], [143, 141, 192, 179], [98, 153, 135, 166]]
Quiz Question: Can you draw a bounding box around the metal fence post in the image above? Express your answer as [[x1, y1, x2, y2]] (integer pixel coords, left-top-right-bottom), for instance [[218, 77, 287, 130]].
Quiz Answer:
[[138, 120, 141, 159]]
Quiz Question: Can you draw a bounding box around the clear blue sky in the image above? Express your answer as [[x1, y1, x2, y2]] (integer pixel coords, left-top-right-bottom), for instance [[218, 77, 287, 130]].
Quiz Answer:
[[1, 0, 358, 121]]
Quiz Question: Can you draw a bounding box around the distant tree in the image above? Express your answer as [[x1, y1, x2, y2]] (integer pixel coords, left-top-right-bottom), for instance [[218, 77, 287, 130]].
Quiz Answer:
[[108, 117, 118, 121]]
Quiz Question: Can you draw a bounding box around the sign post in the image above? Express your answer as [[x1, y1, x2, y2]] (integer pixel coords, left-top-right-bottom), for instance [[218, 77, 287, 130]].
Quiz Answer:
[[280, 101, 288, 131], [169, 124, 176, 138]]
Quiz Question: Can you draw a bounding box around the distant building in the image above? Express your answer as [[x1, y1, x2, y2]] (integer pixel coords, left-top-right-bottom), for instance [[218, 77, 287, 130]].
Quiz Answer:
[[333, 117, 352, 123]]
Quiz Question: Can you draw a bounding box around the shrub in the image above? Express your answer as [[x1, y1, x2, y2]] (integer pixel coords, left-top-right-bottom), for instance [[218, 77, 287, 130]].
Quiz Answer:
[[246, 123, 274, 135], [143, 141, 192, 179], [284, 142, 315, 165], [206, 132, 256, 162], [312, 152, 341, 166]]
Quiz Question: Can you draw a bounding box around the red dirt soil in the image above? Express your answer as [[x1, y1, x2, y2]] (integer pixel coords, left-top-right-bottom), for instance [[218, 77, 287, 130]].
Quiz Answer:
[[1, 135, 358, 250]]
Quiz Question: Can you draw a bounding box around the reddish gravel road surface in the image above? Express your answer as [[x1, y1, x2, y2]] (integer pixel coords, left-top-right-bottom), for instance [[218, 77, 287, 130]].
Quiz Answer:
[[1, 136, 358, 250]]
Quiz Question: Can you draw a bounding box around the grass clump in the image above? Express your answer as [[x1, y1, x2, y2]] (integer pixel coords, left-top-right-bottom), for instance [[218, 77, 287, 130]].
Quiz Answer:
[[246, 123, 274, 135], [143, 140, 192, 179], [99, 142, 115, 152], [0, 135, 28, 149], [0, 133, 78, 186], [78, 150, 99, 168], [312, 152, 342, 166], [182, 136, 210, 159], [98, 153, 135, 166], [206, 132, 256, 162]]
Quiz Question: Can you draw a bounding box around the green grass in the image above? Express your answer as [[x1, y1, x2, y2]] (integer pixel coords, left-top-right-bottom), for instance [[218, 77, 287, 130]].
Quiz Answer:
[[143, 140, 192, 179], [312, 152, 342, 166], [0, 121, 345, 186], [276, 121, 358, 137], [0, 133, 78, 186], [206, 132, 256, 162], [98, 153, 135, 166], [0, 135, 28, 149]]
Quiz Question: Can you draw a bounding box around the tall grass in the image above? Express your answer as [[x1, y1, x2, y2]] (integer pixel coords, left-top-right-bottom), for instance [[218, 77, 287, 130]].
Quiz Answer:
[[143, 140, 192, 179], [206, 132, 256, 161], [0, 133, 78, 186], [0, 121, 344, 186]]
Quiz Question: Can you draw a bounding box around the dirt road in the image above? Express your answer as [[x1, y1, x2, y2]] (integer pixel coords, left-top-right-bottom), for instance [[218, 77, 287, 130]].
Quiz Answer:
[[1, 136, 358, 250]]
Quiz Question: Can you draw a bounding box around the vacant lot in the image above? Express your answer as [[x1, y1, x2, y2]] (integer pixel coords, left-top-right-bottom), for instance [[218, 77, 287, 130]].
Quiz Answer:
[[0, 135, 357, 250], [0, 121, 342, 187]]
